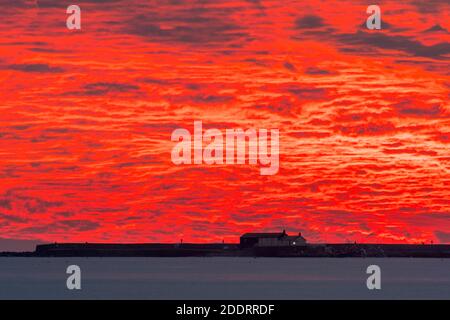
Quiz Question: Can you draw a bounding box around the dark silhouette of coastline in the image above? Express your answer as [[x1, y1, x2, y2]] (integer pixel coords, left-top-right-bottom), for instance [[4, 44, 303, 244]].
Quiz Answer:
[[1, 231, 449, 257]]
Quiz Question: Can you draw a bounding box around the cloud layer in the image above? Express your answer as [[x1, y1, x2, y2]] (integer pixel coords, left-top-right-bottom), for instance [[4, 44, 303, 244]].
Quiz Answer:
[[0, 0, 448, 245]]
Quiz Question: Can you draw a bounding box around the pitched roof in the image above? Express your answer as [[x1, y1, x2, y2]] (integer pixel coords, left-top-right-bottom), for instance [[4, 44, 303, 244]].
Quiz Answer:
[[285, 235, 305, 241]]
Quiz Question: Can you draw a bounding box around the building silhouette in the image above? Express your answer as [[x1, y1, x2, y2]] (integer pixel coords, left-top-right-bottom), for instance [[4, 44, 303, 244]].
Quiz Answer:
[[240, 230, 307, 248]]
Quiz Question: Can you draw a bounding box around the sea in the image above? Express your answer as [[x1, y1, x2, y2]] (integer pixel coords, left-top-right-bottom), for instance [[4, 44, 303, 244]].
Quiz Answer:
[[0, 257, 449, 299]]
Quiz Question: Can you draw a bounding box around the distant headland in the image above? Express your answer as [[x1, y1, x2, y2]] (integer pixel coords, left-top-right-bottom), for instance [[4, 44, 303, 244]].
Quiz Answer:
[[1, 230, 449, 258]]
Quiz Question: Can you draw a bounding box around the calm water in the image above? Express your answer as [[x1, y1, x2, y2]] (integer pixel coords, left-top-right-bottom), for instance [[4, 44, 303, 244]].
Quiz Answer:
[[0, 257, 449, 299]]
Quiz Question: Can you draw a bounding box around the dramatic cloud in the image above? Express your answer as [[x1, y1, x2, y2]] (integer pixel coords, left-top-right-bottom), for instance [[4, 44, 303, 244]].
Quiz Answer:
[[295, 15, 326, 29], [336, 31, 450, 59], [435, 231, 450, 243], [0, 0, 448, 246], [80, 82, 141, 96], [5, 63, 64, 73], [122, 2, 249, 46]]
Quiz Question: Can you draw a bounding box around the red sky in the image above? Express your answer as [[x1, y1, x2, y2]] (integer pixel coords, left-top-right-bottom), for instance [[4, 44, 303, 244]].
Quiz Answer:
[[0, 0, 449, 247]]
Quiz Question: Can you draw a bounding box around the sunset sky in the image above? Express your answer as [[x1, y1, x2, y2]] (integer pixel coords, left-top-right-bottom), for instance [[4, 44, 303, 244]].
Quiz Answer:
[[0, 0, 449, 249]]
